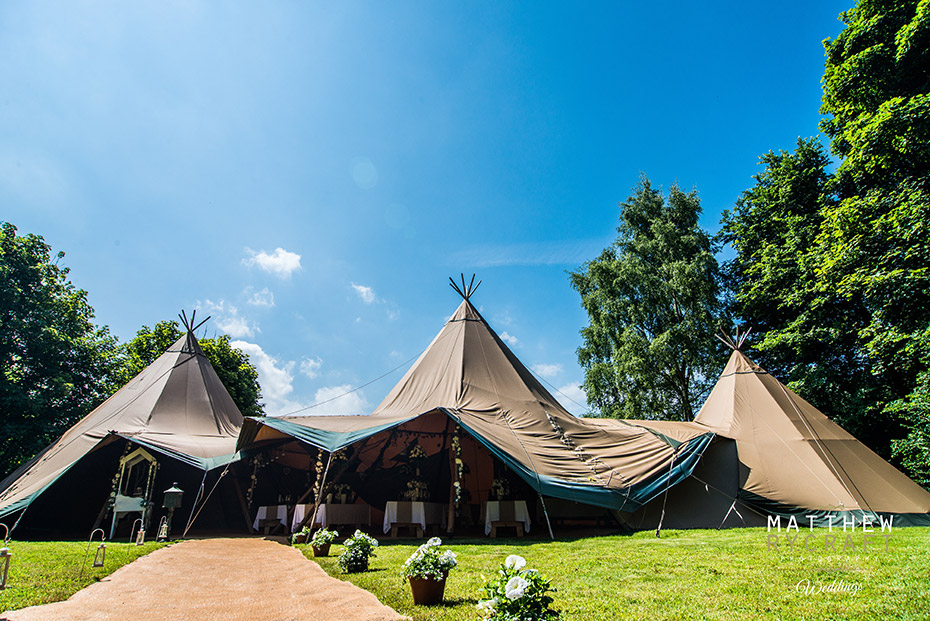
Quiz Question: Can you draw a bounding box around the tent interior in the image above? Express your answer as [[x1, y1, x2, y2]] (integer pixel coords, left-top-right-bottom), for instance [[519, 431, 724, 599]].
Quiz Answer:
[[240, 409, 622, 538]]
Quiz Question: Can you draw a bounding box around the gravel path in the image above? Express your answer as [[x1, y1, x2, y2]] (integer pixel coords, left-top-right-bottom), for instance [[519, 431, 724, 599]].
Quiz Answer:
[[2, 538, 406, 621]]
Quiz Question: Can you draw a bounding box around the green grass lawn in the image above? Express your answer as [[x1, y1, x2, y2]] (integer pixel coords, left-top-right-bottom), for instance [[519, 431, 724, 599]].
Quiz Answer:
[[0, 540, 167, 613], [300, 527, 930, 620]]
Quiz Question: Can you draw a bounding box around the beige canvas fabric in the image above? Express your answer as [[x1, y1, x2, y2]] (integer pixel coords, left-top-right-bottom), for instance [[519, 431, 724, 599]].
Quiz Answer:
[[248, 299, 709, 508], [692, 350, 930, 515], [0, 332, 243, 518]]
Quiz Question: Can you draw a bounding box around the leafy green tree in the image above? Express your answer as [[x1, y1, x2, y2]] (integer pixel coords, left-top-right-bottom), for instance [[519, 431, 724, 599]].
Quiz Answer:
[[0, 222, 122, 477], [718, 139, 887, 440], [722, 0, 930, 474], [118, 320, 264, 418], [571, 178, 727, 421]]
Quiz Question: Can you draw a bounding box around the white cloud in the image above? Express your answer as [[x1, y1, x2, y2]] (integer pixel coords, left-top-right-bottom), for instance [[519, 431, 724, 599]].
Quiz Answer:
[[310, 384, 370, 415], [351, 282, 376, 304], [243, 247, 302, 278], [231, 340, 297, 415], [300, 357, 323, 379], [200, 299, 258, 338], [556, 383, 591, 417], [246, 287, 275, 308], [500, 331, 519, 347], [532, 363, 562, 378], [217, 315, 255, 338]]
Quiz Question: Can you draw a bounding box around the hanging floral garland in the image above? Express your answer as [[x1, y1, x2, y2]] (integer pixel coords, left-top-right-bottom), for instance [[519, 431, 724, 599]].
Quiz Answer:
[[451, 425, 465, 508], [142, 458, 159, 531], [246, 451, 275, 508]]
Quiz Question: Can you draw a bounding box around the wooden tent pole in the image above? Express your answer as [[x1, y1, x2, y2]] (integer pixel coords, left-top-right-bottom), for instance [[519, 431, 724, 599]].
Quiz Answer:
[[538, 493, 555, 540], [304, 451, 333, 532]]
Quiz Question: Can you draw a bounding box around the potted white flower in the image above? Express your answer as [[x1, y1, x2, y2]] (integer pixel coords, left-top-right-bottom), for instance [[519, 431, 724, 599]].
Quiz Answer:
[[401, 537, 457, 605], [477, 554, 559, 620], [309, 528, 338, 557], [337, 530, 379, 573]]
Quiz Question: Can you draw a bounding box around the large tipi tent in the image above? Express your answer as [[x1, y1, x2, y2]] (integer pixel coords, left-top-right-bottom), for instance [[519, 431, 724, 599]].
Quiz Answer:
[[616, 349, 930, 528], [238, 284, 713, 526], [0, 327, 246, 537]]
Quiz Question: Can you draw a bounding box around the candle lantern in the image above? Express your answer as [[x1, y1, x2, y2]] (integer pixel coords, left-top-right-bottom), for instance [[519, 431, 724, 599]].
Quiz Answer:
[[0, 547, 11, 590], [92, 542, 106, 567]]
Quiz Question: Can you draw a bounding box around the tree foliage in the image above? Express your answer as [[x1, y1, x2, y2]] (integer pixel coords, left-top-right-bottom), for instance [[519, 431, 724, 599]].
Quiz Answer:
[[118, 320, 264, 418], [0, 223, 123, 477], [723, 0, 930, 478], [571, 178, 726, 421]]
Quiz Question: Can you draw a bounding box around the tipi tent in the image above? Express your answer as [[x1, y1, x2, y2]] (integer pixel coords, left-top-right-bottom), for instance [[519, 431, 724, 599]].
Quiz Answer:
[[237, 285, 713, 530], [615, 349, 930, 528], [0, 327, 246, 537]]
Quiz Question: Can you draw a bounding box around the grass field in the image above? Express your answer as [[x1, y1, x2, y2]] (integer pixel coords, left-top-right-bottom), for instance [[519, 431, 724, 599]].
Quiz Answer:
[[0, 540, 167, 613], [301, 527, 930, 620]]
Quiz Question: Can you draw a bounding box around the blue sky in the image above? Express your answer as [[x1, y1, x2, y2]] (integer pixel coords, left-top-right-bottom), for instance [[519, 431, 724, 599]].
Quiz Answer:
[[1, 1, 850, 416]]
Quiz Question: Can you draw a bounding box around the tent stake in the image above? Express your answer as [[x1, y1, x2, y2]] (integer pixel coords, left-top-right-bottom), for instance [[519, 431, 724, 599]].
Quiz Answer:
[[538, 493, 555, 540]]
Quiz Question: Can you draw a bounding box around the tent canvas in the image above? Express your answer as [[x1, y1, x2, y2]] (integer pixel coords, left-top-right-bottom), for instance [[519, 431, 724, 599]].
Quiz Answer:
[[0, 330, 245, 534], [238, 296, 714, 525], [614, 350, 930, 528]]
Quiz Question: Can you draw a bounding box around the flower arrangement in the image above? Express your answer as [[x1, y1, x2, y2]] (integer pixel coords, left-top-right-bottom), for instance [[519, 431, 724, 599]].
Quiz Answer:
[[490, 478, 510, 501], [337, 529, 379, 573], [402, 537, 458, 582], [403, 479, 430, 501], [408, 443, 428, 460], [310, 528, 339, 547], [477, 555, 559, 621], [290, 526, 312, 545]]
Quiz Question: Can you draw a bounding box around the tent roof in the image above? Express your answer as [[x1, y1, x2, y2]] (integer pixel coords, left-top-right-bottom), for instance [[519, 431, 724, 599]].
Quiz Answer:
[[239, 298, 713, 510], [693, 349, 930, 515], [0, 332, 244, 519]]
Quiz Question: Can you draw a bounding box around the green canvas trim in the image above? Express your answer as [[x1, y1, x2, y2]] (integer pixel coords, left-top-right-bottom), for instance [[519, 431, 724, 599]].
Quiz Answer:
[[112, 434, 241, 470], [245, 415, 422, 453], [739, 489, 930, 528]]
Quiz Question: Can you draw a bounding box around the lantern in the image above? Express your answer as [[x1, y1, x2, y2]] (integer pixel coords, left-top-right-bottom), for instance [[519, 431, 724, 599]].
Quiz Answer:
[[92, 542, 106, 568], [0, 547, 11, 590], [132, 518, 145, 546], [162, 483, 184, 509], [157, 516, 169, 542]]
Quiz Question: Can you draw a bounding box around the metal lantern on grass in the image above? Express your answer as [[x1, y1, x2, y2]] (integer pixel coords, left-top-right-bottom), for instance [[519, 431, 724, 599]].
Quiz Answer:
[[0, 546, 10, 590], [93, 542, 106, 567], [159, 483, 184, 541]]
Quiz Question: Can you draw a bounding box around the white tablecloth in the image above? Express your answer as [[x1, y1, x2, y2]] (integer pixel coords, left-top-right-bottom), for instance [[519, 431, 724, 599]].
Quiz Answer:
[[484, 500, 531, 535], [252, 505, 289, 532], [304, 503, 370, 529], [382, 501, 447, 534]]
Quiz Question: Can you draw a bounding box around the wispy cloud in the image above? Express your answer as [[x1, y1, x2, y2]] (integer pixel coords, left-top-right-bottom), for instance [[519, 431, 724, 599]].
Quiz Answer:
[[449, 238, 611, 268], [300, 356, 323, 379], [309, 384, 370, 415], [246, 287, 275, 307], [199, 299, 258, 338], [532, 363, 562, 378], [351, 282, 377, 304], [556, 383, 590, 417], [243, 247, 302, 278], [500, 331, 519, 347]]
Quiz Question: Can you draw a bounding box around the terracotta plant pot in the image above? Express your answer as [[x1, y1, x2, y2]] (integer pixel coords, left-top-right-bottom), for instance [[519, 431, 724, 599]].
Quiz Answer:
[[311, 543, 331, 557], [408, 574, 447, 605], [292, 533, 308, 545]]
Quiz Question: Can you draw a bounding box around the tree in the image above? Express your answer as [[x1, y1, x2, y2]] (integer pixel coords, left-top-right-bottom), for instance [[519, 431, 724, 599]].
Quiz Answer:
[[721, 0, 930, 475], [570, 178, 727, 421], [718, 139, 888, 440], [118, 320, 264, 418], [0, 222, 122, 477]]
